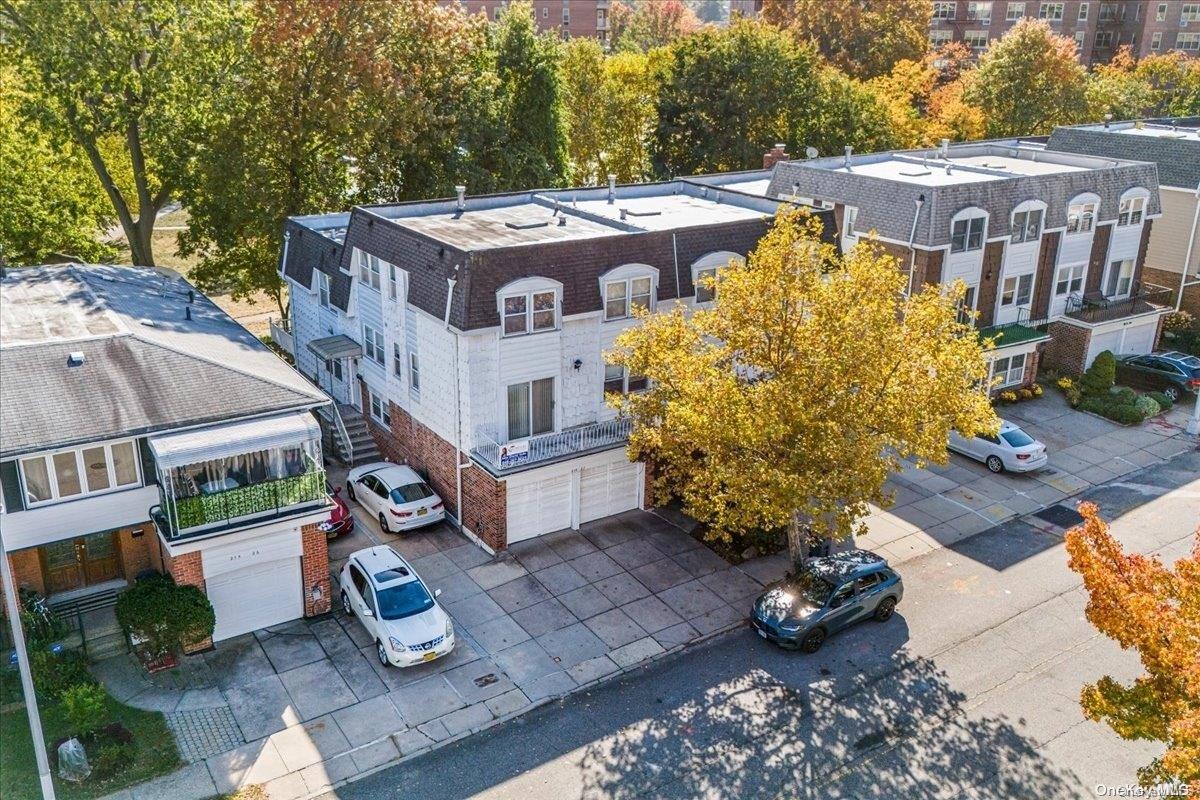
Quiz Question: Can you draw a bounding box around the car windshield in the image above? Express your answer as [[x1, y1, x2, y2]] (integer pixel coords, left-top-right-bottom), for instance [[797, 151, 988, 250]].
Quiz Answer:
[[390, 482, 434, 505], [1000, 428, 1036, 448], [787, 571, 836, 607], [375, 580, 435, 620]]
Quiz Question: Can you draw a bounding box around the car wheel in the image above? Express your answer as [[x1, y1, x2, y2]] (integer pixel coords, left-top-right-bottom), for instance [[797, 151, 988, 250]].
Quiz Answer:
[[347, 483, 356, 501], [341, 592, 352, 616], [376, 641, 389, 667], [874, 597, 897, 622], [800, 628, 825, 654], [378, 512, 390, 534], [1164, 386, 1181, 402], [985, 455, 1004, 474]]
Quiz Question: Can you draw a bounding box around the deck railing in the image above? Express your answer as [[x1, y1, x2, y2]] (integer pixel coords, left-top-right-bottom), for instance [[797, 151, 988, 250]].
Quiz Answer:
[[472, 419, 632, 471], [152, 467, 327, 538], [1064, 283, 1171, 324], [269, 317, 294, 355]]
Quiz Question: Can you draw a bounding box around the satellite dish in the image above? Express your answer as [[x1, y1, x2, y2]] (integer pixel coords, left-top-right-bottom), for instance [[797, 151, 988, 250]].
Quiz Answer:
[[805, 147, 819, 159]]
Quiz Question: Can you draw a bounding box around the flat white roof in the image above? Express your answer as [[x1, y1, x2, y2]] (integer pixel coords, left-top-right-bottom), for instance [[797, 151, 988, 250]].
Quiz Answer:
[[818, 153, 1085, 187], [1109, 125, 1200, 141], [569, 193, 767, 230]]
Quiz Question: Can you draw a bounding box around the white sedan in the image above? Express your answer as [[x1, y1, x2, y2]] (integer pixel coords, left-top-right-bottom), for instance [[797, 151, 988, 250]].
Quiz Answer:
[[346, 463, 445, 533], [340, 546, 455, 667], [948, 420, 1048, 473]]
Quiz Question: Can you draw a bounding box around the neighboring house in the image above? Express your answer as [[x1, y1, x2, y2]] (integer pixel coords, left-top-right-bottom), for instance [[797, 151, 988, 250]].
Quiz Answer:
[[0, 265, 334, 647], [760, 140, 1166, 380], [1047, 118, 1200, 316], [278, 180, 835, 552], [438, 0, 612, 44]]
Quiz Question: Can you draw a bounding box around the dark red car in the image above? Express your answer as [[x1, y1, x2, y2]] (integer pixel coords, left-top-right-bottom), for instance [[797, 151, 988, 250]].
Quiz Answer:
[[320, 482, 354, 538]]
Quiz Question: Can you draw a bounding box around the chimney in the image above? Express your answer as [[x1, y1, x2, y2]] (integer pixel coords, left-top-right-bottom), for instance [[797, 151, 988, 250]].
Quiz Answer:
[[940, 138, 950, 158], [455, 185, 466, 212], [763, 143, 789, 169], [843, 146, 853, 169], [607, 174, 617, 204]]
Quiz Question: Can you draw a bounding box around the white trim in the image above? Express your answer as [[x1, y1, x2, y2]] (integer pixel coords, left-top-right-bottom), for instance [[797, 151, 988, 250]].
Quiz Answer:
[[149, 412, 320, 469], [1, 485, 161, 552], [17, 437, 144, 509]]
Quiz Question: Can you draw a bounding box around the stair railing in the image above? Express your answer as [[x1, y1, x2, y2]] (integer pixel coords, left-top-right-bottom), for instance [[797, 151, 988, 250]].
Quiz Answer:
[[328, 403, 354, 465]]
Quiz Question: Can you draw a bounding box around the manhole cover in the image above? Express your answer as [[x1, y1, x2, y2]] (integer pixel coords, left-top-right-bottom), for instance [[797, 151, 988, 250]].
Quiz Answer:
[[1033, 504, 1084, 528], [474, 673, 500, 688]]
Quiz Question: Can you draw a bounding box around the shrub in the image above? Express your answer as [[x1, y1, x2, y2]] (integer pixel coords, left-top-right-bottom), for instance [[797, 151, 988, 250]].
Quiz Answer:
[[1080, 351, 1117, 397], [1056, 376, 1082, 407], [1162, 309, 1195, 333], [116, 573, 215, 657], [1113, 386, 1138, 405], [1031, 383, 1043, 397], [30, 648, 93, 700], [62, 682, 108, 736], [1079, 396, 1146, 425], [1148, 391, 1174, 410], [1017, 388, 1034, 401], [92, 740, 135, 778], [18, 588, 68, 649], [998, 390, 1019, 404], [1135, 395, 1161, 418]]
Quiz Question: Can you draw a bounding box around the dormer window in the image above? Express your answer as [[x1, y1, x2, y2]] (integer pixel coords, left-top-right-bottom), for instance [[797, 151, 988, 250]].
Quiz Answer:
[[690, 253, 741, 305], [1067, 201, 1097, 234], [1011, 208, 1043, 243], [604, 276, 653, 320], [317, 272, 331, 308], [951, 216, 985, 253], [358, 252, 381, 291], [843, 206, 859, 239], [503, 290, 557, 336], [1118, 195, 1146, 226]]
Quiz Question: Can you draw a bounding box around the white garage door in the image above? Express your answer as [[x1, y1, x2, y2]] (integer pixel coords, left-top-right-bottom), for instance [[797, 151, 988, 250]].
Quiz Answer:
[[1086, 329, 1123, 367], [506, 474, 573, 543], [579, 462, 641, 525], [207, 557, 303, 641], [1118, 319, 1158, 355]]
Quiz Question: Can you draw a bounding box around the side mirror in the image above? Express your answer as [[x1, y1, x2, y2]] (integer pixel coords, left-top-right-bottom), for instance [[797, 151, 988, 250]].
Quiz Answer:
[[361, 607, 374, 618], [434, 588, 443, 598]]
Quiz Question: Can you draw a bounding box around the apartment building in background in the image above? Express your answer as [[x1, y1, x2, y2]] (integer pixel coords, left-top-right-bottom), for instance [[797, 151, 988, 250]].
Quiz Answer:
[[1048, 118, 1200, 314], [439, 0, 612, 44], [929, 1, 1200, 63]]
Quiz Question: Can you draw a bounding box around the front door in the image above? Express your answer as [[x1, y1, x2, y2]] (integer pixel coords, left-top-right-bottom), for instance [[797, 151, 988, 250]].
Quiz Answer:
[[40, 532, 122, 595]]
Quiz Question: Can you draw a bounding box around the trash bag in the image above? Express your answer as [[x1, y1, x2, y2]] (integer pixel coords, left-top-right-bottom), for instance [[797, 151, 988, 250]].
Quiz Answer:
[[57, 737, 91, 783]]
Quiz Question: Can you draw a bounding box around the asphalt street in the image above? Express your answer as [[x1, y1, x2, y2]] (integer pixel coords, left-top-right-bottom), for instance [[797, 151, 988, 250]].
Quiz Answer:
[[321, 449, 1199, 800]]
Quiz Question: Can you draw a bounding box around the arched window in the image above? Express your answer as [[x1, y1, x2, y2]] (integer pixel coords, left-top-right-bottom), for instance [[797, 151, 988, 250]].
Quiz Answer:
[[950, 207, 987, 253], [1009, 200, 1047, 244], [690, 251, 744, 304], [599, 264, 658, 321], [1117, 187, 1150, 227], [1066, 192, 1101, 235], [496, 276, 562, 337]]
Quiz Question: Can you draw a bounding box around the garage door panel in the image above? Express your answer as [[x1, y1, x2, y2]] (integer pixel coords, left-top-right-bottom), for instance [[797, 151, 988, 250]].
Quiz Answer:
[[1119, 320, 1157, 355], [507, 475, 572, 544], [208, 557, 303, 641], [579, 463, 640, 525], [1087, 330, 1122, 366]]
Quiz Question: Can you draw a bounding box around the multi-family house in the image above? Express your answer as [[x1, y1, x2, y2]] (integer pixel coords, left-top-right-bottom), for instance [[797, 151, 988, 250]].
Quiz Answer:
[[1047, 118, 1200, 315], [761, 140, 1166, 382], [439, 0, 612, 44], [279, 180, 835, 552], [0, 265, 333, 651]]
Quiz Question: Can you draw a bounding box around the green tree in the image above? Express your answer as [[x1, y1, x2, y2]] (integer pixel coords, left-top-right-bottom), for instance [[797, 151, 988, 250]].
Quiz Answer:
[[815, 69, 899, 155], [963, 18, 1088, 136], [609, 211, 997, 565], [1087, 48, 1158, 120], [0, 0, 248, 266], [562, 37, 609, 185], [761, 0, 932, 80], [611, 0, 702, 53], [1134, 51, 1200, 117], [0, 66, 115, 264]]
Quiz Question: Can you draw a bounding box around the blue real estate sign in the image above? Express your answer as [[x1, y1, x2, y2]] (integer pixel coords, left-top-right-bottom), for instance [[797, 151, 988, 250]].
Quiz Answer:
[[499, 440, 529, 469]]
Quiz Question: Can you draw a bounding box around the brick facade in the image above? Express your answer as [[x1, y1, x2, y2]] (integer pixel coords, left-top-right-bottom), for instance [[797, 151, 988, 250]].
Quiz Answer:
[[159, 548, 211, 653], [461, 466, 506, 552], [301, 522, 331, 616], [1143, 265, 1200, 317], [1033, 232, 1061, 320], [976, 241, 1005, 328], [1085, 224, 1113, 297], [1043, 321, 1092, 375]]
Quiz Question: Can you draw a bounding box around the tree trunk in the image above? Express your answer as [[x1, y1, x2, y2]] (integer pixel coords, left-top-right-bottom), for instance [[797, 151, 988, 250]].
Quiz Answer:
[[127, 214, 157, 267], [786, 511, 809, 573]]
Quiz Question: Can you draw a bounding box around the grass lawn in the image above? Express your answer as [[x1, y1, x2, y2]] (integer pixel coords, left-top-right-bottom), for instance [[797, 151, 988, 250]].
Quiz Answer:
[[1, 693, 179, 800]]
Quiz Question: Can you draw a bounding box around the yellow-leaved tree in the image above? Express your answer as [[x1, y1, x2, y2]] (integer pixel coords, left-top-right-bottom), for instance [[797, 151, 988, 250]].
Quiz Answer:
[[609, 210, 997, 565]]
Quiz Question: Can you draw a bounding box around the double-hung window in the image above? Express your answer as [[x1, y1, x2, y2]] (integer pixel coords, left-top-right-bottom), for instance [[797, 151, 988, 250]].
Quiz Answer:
[[387, 263, 400, 301], [1055, 264, 1085, 296], [359, 252, 381, 292], [20, 440, 141, 506], [363, 324, 385, 365], [1152, 31, 1163, 50], [1078, 1, 1089, 20], [1178, 32, 1200, 51], [502, 290, 557, 336], [370, 392, 391, 427], [1039, 2, 1064, 20], [1010, 209, 1043, 243], [965, 30, 989, 50], [999, 274, 1034, 308], [932, 1, 956, 19], [1105, 259, 1134, 298], [1183, 3, 1200, 22], [507, 378, 554, 440], [990, 353, 1027, 388], [967, 2, 992, 23], [603, 364, 648, 397], [1066, 202, 1097, 234], [951, 216, 986, 253], [1118, 196, 1145, 226], [957, 285, 978, 325], [317, 272, 331, 309], [1007, 1, 1026, 20], [392, 342, 404, 379], [409, 352, 420, 392], [1157, 2, 1168, 21], [604, 276, 653, 320], [843, 206, 859, 238], [694, 268, 717, 303], [1095, 30, 1114, 48]]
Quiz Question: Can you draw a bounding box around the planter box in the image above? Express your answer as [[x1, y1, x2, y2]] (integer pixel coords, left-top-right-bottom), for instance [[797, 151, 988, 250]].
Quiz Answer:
[[137, 650, 177, 674]]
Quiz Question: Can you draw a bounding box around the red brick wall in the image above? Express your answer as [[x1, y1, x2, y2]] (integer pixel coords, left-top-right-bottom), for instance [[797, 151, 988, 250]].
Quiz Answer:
[[1085, 224, 1113, 296], [1033, 231, 1061, 320], [301, 522, 331, 616], [1044, 321, 1091, 375], [1143, 265, 1200, 316], [117, 525, 154, 582], [461, 467, 506, 552], [976, 241, 1005, 328], [2, 550, 46, 612]]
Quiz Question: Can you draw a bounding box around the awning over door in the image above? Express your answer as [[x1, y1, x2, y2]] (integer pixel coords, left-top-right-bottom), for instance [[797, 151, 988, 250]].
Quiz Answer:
[[307, 334, 362, 360], [149, 412, 321, 469]]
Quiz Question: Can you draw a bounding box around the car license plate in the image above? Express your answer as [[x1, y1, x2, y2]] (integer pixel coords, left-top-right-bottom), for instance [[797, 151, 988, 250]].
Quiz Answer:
[[417, 507, 428, 516], [757, 628, 767, 639], [422, 651, 438, 662]]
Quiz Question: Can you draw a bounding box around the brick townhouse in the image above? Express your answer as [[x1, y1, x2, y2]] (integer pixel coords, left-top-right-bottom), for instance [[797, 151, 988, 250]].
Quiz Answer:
[[0, 265, 334, 653], [1048, 118, 1200, 316], [278, 180, 835, 552], [756, 139, 1166, 382]]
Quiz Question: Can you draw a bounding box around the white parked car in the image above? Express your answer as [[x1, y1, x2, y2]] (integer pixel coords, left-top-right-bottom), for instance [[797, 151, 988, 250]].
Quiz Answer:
[[340, 546, 455, 667], [346, 463, 444, 533], [948, 420, 1048, 474]]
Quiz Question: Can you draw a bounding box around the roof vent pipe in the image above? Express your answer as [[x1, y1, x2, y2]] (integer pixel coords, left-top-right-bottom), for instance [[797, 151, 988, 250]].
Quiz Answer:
[[185, 306, 192, 321], [455, 185, 466, 212], [940, 138, 950, 158], [67, 352, 85, 367], [843, 146, 853, 169], [607, 174, 617, 204], [619, 208, 628, 221], [558, 215, 567, 226], [945, 162, 953, 175]]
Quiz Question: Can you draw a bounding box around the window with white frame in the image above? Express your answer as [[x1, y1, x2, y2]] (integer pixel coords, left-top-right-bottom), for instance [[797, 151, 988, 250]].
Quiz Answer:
[[1039, 2, 1064, 20], [1006, 0, 1026, 19], [1183, 3, 1200, 21], [965, 30, 990, 49], [363, 324, 385, 365], [968, 1, 992, 22], [409, 351, 420, 392], [501, 288, 557, 336], [1152, 31, 1163, 50], [694, 268, 717, 302], [1066, 200, 1097, 234], [1077, 1, 1088, 19], [317, 272, 331, 309], [19, 440, 141, 506], [1118, 195, 1146, 226], [507, 378, 554, 440], [1178, 32, 1200, 51], [1095, 30, 1114, 48], [930, 29, 954, 46], [999, 273, 1034, 308], [691, 253, 743, 303], [392, 342, 403, 379], [1099, 1, 1119, 20], [358, 252, 381, 291], [1157, 2, 1168, 21], [1105, 259, 1134, 297], [933, 1, 956, 19], [370, 392, 391, 427], [603, 363, 648, 397], [990, 353, 1027, 388], [604, 276, 653, 320], [957, 285, 979, 325], [1011, 208, 1044, 243], [1074, 30, 1085, 48], [387, 263, 400, 301], [562, 7, 569, 23], [1055, 263, 1085, 296], [325, 358, 344, 382], [951, 215, 986, 252], [842, 206, 859, 238]]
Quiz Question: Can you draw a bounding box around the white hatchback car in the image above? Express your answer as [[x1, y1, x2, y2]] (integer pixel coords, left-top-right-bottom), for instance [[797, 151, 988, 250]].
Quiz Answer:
[[340, 546, 455, 667], [948, 420, 1048, 473], [346, 463, 445, 533]]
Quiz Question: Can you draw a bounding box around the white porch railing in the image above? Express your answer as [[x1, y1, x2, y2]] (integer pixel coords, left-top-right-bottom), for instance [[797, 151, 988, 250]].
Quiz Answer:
[[269, 317, 294, 355], [473, 419, 632, 471]]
